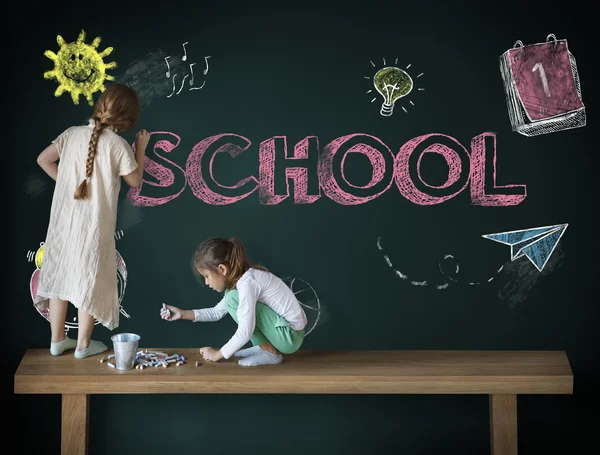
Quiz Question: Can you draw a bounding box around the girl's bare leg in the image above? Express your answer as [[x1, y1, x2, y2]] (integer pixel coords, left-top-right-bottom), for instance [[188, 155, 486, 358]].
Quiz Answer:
[[76, 308, 95, 351], [49, 297, 68, 343], [49, 298, 77, 356], [73, 309, 108, 358], [259, 341, 281, 355]]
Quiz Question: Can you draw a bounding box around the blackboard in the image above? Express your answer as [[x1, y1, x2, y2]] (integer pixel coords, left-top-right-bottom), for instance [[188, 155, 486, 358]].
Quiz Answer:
[[7, 0, 595, 453]]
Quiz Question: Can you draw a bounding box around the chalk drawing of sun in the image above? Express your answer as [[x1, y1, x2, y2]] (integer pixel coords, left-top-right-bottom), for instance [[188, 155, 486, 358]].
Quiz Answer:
[[43, 29, 117, 106]]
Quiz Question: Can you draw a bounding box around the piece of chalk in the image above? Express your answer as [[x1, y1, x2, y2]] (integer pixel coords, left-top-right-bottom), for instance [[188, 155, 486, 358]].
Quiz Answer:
[[107, 362, 115, 368], [195, 361, 199, 367], [108, 354, 115, 359]]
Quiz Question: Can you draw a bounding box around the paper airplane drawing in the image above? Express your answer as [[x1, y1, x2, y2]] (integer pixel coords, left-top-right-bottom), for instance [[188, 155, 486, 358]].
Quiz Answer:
[[482, 224, 567, 272]]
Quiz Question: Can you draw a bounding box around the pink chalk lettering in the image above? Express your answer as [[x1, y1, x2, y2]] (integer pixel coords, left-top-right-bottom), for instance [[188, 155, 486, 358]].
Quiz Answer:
[[395, 134, 470, 205], [127, 132, 186, 207], [186, 134, 258, 205], [319, 134, 394, 205], [470, 133, 526, 206], [416, 144, 463, 190], [122, 130, 526, 207], [259, 136, 321, 205]]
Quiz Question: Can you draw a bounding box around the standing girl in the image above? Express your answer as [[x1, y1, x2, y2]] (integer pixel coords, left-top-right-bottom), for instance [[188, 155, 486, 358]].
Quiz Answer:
[[161, 237, 307, 366], [34, 83, 150, 358]]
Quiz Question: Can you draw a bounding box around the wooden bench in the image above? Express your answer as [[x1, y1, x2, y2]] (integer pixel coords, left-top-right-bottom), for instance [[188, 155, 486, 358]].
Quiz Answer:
[[14, 349, 573, 455]]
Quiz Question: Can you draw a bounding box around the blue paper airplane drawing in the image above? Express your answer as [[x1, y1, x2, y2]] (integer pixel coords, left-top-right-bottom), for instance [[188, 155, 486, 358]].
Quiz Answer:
[[482, 224, 568, 272]]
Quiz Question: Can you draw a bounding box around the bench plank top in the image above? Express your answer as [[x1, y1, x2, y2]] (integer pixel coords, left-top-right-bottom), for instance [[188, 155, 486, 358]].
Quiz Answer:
[[14, 349, 573, 395]]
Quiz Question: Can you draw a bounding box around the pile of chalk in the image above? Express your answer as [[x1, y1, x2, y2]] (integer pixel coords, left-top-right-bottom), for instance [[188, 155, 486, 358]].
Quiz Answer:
[[100, 349, 191, 369]]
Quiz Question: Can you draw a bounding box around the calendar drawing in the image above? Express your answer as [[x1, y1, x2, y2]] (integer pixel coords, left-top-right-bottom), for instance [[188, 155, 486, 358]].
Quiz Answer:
[[499, 34, 585, 137]]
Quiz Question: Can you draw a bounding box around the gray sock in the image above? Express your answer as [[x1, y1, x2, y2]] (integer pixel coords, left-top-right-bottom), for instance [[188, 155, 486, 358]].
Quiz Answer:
[[50, 337, 77, 356], [74, 340, 108, 359], [238, 350, 283, 367], [233, 346, 262, 357]]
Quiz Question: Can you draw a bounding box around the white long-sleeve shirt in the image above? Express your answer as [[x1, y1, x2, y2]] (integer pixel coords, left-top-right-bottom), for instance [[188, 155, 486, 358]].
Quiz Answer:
[[192, 268, 308, 359]]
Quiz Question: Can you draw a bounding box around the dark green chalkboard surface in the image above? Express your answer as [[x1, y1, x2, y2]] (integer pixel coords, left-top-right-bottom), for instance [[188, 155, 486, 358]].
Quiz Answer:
[[7, 1, 595, 453]]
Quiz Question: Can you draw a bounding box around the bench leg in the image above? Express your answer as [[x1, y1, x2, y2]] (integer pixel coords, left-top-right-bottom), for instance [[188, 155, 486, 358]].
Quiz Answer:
[[62, 394, 89, 455], [489, 394, 518, 455]]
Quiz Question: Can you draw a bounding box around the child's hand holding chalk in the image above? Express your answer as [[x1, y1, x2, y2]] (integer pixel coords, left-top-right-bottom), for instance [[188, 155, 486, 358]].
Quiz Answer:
[[160, 303, 183, 321]]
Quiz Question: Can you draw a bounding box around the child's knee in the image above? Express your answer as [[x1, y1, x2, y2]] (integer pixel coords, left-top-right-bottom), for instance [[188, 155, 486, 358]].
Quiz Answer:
[[274, 332, 304, 355]]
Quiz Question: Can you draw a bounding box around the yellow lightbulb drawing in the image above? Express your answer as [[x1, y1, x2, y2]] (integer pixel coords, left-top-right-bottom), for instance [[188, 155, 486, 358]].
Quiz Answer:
[[43, 29, 117, 106], [35, 242, 45, 270], [373, 67, 413, 116]]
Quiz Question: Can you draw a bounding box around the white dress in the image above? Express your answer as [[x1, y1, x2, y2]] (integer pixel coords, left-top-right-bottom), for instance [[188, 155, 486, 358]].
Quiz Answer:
[[33, 119, 138, 330]]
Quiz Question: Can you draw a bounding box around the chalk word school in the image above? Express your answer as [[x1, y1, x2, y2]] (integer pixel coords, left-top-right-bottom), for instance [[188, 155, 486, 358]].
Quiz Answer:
[[127, 132, 526, 207]]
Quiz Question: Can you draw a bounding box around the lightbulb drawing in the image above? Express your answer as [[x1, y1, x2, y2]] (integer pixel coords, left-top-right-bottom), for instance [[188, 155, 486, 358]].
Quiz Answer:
[[365, 58, 425, 117], [374, 67, 412, 116]]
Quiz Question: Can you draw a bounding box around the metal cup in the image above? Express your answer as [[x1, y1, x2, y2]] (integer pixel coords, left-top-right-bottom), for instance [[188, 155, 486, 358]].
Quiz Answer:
[[111, 333, 140, 370]]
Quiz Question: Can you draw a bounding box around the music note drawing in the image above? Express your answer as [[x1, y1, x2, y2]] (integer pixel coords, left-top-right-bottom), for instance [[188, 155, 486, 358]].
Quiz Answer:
[[182, 42, 188, 62], [189, 63, 196, 86], [164, 56, 171, 78]]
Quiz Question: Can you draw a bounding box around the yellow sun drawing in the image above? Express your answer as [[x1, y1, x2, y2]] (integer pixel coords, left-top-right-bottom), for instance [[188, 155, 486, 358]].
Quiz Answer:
[[43, 29, 117, 106]]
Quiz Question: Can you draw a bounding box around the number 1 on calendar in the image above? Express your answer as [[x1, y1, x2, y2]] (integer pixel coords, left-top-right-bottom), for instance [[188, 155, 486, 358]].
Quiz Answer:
[[532, 62, 551, 98]]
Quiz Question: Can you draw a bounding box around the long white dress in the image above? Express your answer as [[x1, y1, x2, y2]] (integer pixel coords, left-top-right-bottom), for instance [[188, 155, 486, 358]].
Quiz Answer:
[[33, 119, 138, 330]]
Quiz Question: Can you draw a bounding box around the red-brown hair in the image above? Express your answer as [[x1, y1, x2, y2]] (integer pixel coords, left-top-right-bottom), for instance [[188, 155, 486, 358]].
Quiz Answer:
[[74, 83, 140, 200], [192, 237, 268, 290]]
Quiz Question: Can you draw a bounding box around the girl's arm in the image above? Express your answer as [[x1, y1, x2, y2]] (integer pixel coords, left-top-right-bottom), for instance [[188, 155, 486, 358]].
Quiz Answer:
[[192, 297, 228, 322], [179, 309, 197, 321], [219, 280, 260, 359], [161, 302, 224, 322], [121, 131, 149, 188], [37, 143, 60, 181]]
